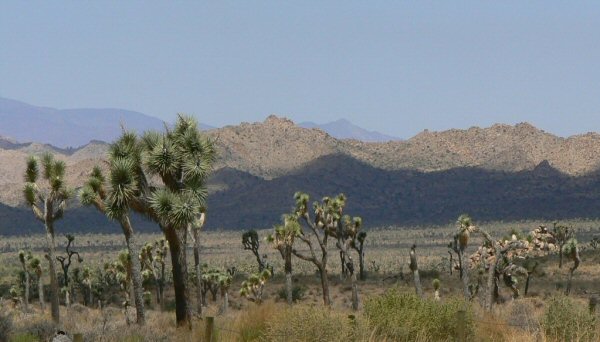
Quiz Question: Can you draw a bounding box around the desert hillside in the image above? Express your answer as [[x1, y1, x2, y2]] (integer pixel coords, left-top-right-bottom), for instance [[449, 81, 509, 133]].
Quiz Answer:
[[3, 116, 600, 232]]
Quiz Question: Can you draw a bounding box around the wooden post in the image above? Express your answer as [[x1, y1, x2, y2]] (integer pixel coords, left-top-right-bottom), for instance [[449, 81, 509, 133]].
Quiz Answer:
[[205, 316, 214, 342], [73, 333, 83, 342], [456, 310, 467, 342]]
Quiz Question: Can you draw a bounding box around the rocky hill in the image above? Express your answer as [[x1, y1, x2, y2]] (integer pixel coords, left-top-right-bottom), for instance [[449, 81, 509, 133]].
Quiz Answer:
[[3, 116, 600, 234]]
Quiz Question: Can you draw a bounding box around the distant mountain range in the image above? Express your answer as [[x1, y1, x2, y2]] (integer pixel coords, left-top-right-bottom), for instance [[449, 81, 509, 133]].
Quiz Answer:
[[0, 97, 397, 147], [4, 98, 600, 234], [299, 119, 400, 142]]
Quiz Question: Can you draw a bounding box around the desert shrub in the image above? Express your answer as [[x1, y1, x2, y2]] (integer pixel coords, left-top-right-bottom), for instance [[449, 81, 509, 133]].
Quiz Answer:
[[0, 313, 13, 342], [277, 284, 306, 302], [9, 333, 38, 342], [17, 319, 56, 342], [263, 305, 370, 342], [364, 289, 474, 341], [232, 302, 280, 341], [542, 295, 598, 342]]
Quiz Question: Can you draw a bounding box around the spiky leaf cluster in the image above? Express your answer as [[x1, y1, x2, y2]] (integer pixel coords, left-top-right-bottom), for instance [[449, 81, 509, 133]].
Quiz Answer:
[[268, 215, 302, 250], [23, 153, 70, 212], [239, 269, 272, 302]]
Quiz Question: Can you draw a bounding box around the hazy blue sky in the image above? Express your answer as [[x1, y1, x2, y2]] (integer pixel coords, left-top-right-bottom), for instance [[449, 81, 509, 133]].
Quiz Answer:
[[2, 1, 600, 138]]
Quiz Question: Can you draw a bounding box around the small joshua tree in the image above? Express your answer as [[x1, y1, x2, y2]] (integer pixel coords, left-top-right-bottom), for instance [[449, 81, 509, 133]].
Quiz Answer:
[[522, 257, 539, 296], [56, 234, 82, 307], [552, 222, 573, 268], [564, 238, 580, 295], [409, 244, 423, 298], [242, 229, 268, 272], [351, 231, 367, 280], [18, 250, 32, 311], [267, 214, 301, 305], [240, 269, 272, 304], [433, 278, 441, 301], [140, 239, 168, 309], [454, 214, 475, 299], [28, 256, 45, 311], [218, 271, 233, 313], [23, 152, 70, 323]]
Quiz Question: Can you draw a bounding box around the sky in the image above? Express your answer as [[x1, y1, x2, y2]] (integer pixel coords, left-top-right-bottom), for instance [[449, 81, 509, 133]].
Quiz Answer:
[[1, 1, 600, 138]]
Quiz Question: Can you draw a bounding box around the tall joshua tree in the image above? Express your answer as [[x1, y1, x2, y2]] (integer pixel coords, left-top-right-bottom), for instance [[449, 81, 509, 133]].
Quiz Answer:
[[291, 192, 347, 306], [337, 214, 363, 310], [23, 152, 70, 323], [96, 116, 215, 326], [80, 161, 146, 324], [267, 214, 301, 305]]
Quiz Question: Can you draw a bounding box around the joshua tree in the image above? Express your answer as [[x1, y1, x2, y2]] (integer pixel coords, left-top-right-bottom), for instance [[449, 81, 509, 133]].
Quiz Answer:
[[454, 214, 475, 299], [80, 159, 146, 324], [23, 152, 70, 323], [18, 250, 32, 311], [242, 229, 268, 272], [240, 269, 272, 304], [552, 222, 573, 268], [73, 266, 94, 306], [337, 214, 363, 310], [267, 214, 301, 305], [564, 238, 581, 295], [290, 192, 347, 306], [28, 256, 45, 311], [188, 211, 206, 315], [55, 234, 82, 306], [351, 231, 367, 280], [103, 116, 216, 326], [219, 271, 233, 313], [409, 244, 423, 298], [522, 257, 539, 296], [140, 239, 168, 309]]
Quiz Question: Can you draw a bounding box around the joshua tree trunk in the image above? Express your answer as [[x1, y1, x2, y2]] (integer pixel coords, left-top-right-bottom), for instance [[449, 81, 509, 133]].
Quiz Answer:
[[284, 250, 293, 305], [38, 273, 45, 311], [409, 245, 423, 298], [88, 283, 93, 308], [524, 274, 531, 296], [349, 258, 359, 310], [558, 248, 563, 269], [192, 226, 203, 315], [565, 248, 581, 295], [20, 262, 30, 311], [165, 226, 191, 327], [485, 258, 497, 311], [122, 217, 146, 325], [221, 289, 229, 313], [459, 250, 470, 299], [358, 246, 365, 281], [319, 265, 331, 306], [45, 226, 60, 323], [339, 250, 347, 280]]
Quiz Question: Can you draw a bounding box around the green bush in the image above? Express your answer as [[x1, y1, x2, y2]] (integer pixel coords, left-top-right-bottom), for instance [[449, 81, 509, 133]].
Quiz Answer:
[[364, 289, 474, 341], [277, 284, 306, 302], [9, 333, 39, 342], [264, 305, 370, 342], [542, 295, 598, 342]]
